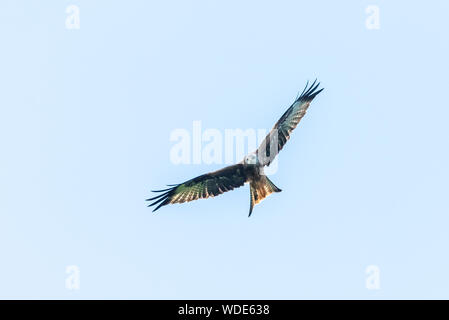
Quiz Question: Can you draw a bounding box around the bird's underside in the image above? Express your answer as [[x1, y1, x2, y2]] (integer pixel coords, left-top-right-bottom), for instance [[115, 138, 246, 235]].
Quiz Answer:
[[147, 80, 323, 216]]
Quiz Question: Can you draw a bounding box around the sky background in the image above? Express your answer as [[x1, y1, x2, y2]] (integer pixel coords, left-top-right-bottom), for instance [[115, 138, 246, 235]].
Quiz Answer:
[[1, 1, 448, 299]]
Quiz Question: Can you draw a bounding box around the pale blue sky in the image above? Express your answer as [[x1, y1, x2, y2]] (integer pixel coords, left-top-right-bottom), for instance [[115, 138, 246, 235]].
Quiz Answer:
[[1, 1, 448, 299]]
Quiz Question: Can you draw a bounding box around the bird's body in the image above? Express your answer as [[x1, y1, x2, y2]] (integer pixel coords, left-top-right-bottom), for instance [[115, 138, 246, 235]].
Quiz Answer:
[[147, 80, 323, 216]]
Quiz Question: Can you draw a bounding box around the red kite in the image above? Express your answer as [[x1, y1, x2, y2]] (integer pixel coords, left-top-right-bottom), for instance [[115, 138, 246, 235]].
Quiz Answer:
[[147, 80, 323, 216]]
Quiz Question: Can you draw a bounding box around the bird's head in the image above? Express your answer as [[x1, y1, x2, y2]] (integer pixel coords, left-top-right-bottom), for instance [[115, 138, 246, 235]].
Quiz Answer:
[[243, 153, 258, 165]]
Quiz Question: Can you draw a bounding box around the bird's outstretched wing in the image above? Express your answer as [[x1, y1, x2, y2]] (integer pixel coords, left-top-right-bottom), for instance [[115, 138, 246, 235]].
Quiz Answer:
[[147, 164, 249, 212], [257, 80, 323, 166]]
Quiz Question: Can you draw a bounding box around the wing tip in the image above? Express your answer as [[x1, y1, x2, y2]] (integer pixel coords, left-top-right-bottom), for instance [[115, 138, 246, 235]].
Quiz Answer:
[[297, 79, 324, 102], [147, 185, 178, 211], [149, 199, 170, 212]]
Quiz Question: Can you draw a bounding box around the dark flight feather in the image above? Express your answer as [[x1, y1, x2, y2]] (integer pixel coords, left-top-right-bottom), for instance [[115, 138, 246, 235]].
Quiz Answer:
[[146, 164, 249, 212]]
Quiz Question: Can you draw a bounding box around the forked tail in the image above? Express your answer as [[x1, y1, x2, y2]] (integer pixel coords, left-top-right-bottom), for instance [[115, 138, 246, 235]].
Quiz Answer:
[[249, 175, 282, 217]]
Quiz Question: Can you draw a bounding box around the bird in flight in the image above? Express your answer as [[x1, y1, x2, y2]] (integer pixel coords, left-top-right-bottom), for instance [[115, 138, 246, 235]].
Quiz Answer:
[[147, 80, 324, 216]]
